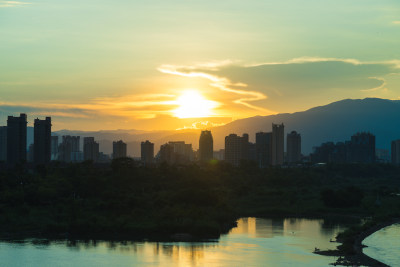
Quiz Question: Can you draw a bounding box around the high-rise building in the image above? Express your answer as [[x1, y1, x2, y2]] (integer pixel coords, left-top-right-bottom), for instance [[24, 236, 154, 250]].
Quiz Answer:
[[391, 140, 400, 165], [51, 136, 59, 161], [83, 137, 99, 162], [7, 113, 27, 165], [113, 140, 127, 159], [157, 141, 193, 164], [349, 132, 375, 163], [311, 132, 375, 164], [58, 135, 80, 162], [256, 132, 272, 168], [224, 133, 249, 167], [34, 117, 51, 165], [271, 123, 284, 166], [199, 130, 213, 162], [141, 140, 154, 165], [158, 143, 174, 164], [0, 126, 7, 162], [287, 131, 301, 164]]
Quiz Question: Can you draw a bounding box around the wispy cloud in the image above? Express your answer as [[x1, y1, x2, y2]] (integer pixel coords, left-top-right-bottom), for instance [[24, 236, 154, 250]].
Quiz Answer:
[[158, 64, 274, 115], [246, 57, 363, 67], [0, 93, 181, 121], [0, 1, 30, 7], [158, 57, 400, 116], [360, 77, 387, 92]]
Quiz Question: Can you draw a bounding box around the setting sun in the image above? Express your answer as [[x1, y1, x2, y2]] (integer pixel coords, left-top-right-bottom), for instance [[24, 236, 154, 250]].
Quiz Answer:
[[172, 90, 219, 118]]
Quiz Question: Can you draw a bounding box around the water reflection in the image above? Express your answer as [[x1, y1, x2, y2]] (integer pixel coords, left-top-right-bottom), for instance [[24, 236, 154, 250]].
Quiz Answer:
[[363, 223, 400, 266], [0, 218, 346, 267]]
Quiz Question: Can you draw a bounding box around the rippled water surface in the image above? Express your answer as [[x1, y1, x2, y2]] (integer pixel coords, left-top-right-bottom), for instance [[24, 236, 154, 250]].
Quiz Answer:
[[363, 223, 400, 266], [0, 218, 346, 267]]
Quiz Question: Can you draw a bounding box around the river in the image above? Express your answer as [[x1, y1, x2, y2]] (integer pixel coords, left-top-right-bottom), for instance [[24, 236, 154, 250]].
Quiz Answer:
[[0, 218, 346, 267], [363, 223, 400, 266]]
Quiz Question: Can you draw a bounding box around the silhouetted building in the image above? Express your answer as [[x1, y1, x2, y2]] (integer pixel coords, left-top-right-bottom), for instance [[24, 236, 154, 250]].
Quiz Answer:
[[58, 135, 80, 162], [34, 117, 51, 165], [157, 141, 193, 164], [311, 132, 375, 164], [391, 140, 400, 165], [287, 131, 301, 164], [113, 140, 127, 159], [83, 137, 99, 162], [256, 132, 272, 168], [225, 133, 249, 167], [349, 132, 375, 163], [51, 136, 59, 160], [141, 140, 154, 165], [71, 151, 84, 162], [248, 142, 257, 162], [158, 143, 174, 164], [7, 113, 27, 165], [0, 126, 6, 162], [271, 123, 284, 166], [199, 130, 213, 162]]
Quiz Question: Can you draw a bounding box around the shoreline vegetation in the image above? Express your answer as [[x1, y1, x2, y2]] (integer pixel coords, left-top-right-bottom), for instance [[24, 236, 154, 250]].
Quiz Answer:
[[1, 160, 400, 265], [315, 218, 399, 266]]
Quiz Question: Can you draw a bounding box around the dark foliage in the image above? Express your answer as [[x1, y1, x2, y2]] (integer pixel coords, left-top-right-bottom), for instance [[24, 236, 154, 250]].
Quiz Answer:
[[0, 161, 399, 240]]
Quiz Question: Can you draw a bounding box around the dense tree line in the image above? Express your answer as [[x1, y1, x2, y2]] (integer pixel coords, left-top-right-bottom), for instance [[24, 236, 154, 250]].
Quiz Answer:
[[0, 160, 399, 240]]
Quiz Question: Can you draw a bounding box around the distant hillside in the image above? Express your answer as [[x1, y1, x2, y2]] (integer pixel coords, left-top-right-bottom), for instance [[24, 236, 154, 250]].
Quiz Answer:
[[211, 98, 400, 153], [47, 98, 400, 156]]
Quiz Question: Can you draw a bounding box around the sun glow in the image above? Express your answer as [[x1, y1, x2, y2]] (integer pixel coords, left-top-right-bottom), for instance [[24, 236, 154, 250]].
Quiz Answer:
[[173, 90, 219, 118]]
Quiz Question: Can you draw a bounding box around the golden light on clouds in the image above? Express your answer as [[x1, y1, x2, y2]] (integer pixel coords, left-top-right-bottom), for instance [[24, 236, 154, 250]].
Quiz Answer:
[[172, 90, 219, 118]]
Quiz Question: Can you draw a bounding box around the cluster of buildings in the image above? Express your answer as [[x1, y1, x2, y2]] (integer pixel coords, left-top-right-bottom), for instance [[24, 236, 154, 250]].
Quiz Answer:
[[142, 125, 302, 168], [0, 113, 129, 166], [310, 132, 376, 164], [2, 112, 400, 167]]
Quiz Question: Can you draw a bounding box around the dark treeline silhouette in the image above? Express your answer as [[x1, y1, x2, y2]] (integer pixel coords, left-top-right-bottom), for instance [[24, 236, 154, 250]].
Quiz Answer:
[[0, 160, 400, 240]]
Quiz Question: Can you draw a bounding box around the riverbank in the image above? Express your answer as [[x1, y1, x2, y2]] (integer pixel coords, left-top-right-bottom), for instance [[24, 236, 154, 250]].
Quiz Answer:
[[316, 218, 400, 266], [1, 162, 400, 244]]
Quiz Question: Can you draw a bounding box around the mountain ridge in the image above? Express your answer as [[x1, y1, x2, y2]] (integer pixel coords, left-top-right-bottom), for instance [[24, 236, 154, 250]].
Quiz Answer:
[[44, 98, 400, 156]]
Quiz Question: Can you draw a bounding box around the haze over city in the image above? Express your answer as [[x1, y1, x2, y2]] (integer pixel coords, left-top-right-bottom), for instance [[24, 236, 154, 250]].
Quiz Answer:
[[1, 0, 400, 131]]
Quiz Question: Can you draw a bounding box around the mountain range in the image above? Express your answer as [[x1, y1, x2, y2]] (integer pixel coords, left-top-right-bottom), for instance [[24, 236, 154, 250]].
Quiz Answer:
[[27, 98, 400, 156]]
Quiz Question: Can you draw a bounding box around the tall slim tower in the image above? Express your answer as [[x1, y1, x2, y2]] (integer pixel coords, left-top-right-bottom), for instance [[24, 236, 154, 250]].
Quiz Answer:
[[34, 117, 52, 165], [224, 133, 249, 167], [83, 137, 99, 162], [58, 135, 80, 162], [141, 140, 154, 165], [271, 123, 284, 166], [113, 140, 127, 159], [199, 130, 213, 162], [256, 132, 272, 168], [287, 131, 301, 163], [7, 113, 27, 165], [392, 140, 400, 165]]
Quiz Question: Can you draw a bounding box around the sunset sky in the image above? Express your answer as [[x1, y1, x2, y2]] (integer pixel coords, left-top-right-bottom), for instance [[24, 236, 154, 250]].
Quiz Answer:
[[1, 0, 400, 131]]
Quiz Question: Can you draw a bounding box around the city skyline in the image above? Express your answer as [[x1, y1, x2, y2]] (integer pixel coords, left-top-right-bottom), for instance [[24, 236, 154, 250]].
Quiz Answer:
[[1, 1, 400, 131]]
